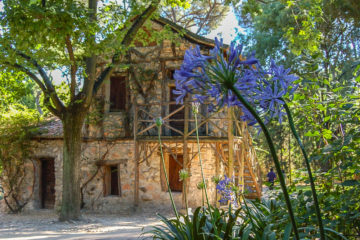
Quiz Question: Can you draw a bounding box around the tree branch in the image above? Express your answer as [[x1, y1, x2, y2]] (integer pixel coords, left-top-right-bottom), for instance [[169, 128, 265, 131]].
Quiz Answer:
[[2, 61, 47, 92], [43, 93, 61, 117], [5, 61, 61, 116], [81, 0, 98, 108], [93, 0, 159, 94], [65, 35, 77, 101], [196, 0, 217, 35], [13, 50, 65, 112]]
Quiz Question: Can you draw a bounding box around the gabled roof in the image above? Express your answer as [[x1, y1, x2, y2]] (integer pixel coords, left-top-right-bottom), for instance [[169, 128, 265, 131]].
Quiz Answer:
[[153, 17, 217, 48]]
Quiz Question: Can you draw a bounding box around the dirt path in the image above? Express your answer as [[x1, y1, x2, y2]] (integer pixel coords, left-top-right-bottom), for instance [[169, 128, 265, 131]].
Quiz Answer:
[[0, 210, 168, 240]]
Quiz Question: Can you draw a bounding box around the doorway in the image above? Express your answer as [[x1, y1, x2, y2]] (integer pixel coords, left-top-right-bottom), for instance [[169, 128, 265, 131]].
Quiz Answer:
[[40, 158, 55, 209], [169, 154, 183, 192]]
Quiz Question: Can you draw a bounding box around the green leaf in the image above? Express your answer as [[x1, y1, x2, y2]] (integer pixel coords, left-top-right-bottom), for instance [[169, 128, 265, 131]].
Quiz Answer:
[[305, 130, 320, 137], [341, 103, 353, 110], [322, 129, 332, 140], [341, 180, 359, 186], [283, 223, 292, 240], [323, 116, 330, 122]]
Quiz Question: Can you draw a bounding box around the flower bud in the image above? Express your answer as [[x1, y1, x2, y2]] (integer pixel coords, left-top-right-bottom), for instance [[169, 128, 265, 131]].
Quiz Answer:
[[179, 169, 190, 181], [192, 102, 200, 114], [154, 117, 163, 127]]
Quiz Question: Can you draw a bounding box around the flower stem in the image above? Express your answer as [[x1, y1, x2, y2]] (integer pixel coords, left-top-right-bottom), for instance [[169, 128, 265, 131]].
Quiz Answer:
[[184, 181, 189, 216], [157, 127, 179, 219], [229, 86, 300, 240], [194, 113, 218, 235], [282, 100, 325, 240]]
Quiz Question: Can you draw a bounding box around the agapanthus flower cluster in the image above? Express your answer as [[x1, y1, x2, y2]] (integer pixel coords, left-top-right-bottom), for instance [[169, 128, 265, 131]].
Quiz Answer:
[[216, 175, 238, 207], [173, 38, 299, 125]]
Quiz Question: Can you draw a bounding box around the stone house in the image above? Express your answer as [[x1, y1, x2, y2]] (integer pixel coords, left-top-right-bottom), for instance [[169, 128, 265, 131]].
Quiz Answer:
[[0, 17, 261, 213]]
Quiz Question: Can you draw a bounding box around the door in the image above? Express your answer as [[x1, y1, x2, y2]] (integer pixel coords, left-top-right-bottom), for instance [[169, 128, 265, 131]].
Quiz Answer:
[[169, 86, 185, 136], [169, 154, 183, 192], [40, 158, 55, 209]]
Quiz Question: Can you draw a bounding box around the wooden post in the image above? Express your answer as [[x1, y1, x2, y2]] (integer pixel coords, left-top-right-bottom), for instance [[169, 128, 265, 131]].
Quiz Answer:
[[227, 107, 234, 178], [239, 142, 245, 194], [133, 100, 140, 208], [160, 61, 167, 135], [182, 100, 189, 210], [215, 143, 220, 207], [240, 121, 245, 193]]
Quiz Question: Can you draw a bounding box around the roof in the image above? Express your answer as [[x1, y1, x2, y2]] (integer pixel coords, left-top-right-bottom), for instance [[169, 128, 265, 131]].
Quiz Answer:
[[153, 17, 219, 48], [35, 118, 63, 139]]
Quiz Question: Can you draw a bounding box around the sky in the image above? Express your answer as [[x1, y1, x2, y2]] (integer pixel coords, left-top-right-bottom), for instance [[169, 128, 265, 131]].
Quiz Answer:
[[206, 9, 240, 44]]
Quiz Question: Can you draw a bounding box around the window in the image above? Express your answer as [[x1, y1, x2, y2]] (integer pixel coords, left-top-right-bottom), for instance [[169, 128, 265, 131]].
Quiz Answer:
[[104, 165, 121, 196], [166, 69, 175, 80], [110, 76, 126, 112]]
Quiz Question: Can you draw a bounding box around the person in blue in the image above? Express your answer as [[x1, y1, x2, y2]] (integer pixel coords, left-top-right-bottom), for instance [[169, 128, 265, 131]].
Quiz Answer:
[[267, 168, 276, 190]]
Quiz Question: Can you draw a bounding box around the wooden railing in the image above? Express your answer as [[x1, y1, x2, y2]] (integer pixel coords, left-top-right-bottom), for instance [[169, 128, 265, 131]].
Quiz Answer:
[[133, 101, 243, 138]]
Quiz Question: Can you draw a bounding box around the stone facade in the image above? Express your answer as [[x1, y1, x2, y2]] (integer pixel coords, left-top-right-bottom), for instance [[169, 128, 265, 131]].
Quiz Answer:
[[0, 18, 260, 214], [1, 140, 227, 213]]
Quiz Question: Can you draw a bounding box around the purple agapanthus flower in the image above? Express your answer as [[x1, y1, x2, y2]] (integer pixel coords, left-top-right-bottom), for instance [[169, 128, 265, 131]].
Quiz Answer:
[[216, 175, 238, 207], [252, 61, 299, 124], [173, 37, 299, 125]]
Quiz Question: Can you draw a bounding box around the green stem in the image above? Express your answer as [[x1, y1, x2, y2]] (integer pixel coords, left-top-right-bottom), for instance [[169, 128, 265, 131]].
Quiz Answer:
[[282, 100, 325, 240], [185, 181, 189, 217], [194, 112, 218, 235], [229, 86, 300, 240], [157, 127, 179, 219]]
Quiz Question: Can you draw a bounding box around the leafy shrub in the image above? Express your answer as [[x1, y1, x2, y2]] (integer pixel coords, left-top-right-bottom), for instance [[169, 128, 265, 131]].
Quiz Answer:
[[0, 107, 40, 212]]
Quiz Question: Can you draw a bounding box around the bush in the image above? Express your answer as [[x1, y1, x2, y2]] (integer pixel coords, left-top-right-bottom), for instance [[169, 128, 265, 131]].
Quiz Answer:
[[0, 107, 40, 213]]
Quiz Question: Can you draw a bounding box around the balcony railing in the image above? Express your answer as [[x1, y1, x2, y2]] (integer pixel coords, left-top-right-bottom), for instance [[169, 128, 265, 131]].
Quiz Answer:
[[133, 101, 243, 139]]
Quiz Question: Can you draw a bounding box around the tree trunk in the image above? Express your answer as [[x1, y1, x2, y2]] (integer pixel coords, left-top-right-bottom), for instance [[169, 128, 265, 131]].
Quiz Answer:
[[59, 110, 86, 221]]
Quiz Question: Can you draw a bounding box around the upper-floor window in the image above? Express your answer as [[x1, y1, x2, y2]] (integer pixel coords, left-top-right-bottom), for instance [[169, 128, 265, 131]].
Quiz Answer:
[[166, 69, 175, 80], [110, 76, 126, 112]]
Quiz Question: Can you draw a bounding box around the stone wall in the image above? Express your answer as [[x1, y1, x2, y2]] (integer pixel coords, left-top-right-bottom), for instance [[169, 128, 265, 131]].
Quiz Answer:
[[83, 21, 230, 139], [0, 139, 226, 214]]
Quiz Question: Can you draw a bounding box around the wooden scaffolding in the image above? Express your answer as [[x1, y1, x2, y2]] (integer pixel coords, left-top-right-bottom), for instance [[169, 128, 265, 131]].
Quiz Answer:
[[133, 100, 262, 207]]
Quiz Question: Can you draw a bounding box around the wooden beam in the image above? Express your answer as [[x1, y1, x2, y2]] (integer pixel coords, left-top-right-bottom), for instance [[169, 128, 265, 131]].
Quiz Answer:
[[185, 110, 226, 137], [137, 136, 229, 143], [227, 107, 234, 177], [133, 101, 140, 207], [136, 105, 185, 135], [215, 143, 220, 207]]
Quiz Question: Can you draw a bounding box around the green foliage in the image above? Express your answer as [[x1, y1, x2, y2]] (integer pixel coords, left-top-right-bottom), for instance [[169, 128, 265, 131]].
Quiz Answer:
[[235, 0, 360, 177], [147, 206, 243, 239], [0, 72, 36, 110], [0, 107, 40, 213], [147, 197, 347, 239], [235, 1, 360, 237]]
